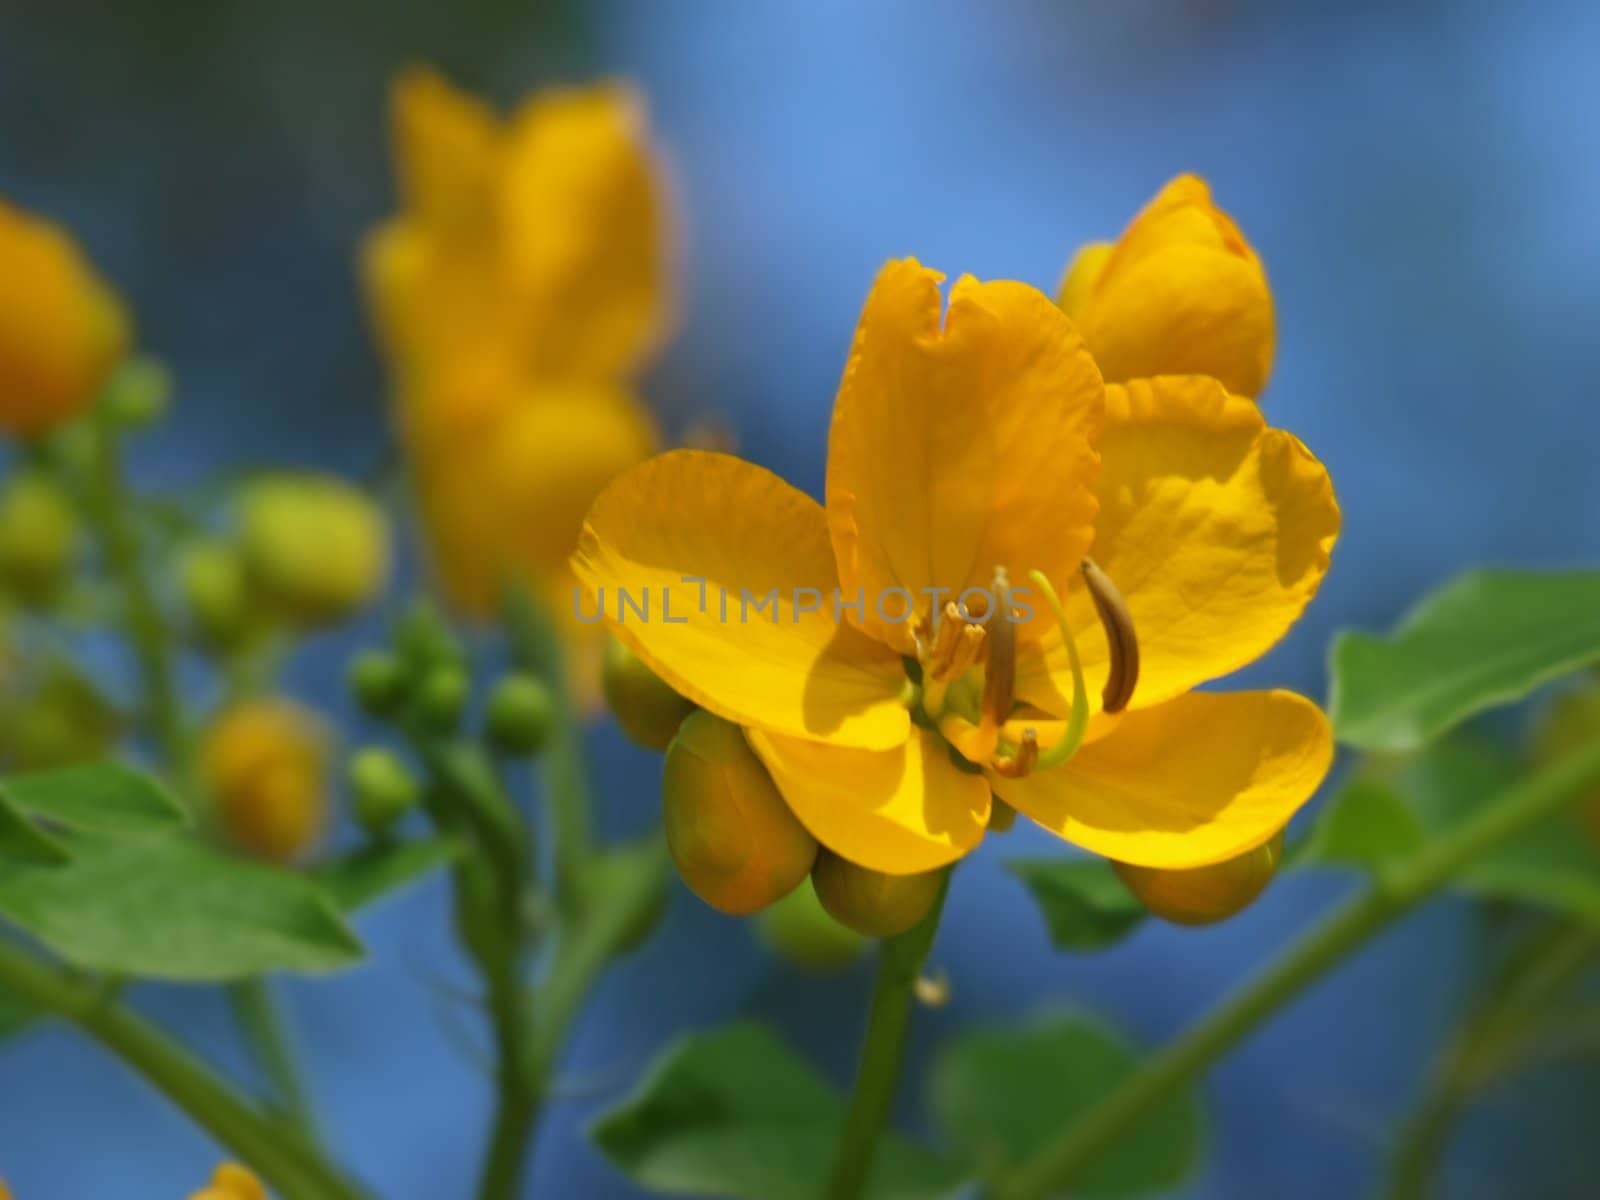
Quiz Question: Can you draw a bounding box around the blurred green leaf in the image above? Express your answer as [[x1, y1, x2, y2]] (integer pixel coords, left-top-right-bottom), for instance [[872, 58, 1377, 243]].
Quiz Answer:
[[0, 762, 188, 839], [0, 836, 362, 980], [1295, 777, 1426, 870], [592, 1024, 965, 1200], [0, 791, 71, 864], [1006, 857, 1145, 952], [929, 1013, 1202, 1197], [1329, 570, 1600, 751], [316, 837, 460, 913], [0, 976, 39, 1041]]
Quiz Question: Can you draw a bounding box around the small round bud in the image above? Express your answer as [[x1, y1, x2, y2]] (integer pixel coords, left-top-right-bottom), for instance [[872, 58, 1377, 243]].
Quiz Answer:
[[177, 539, 255, 649], [603, 635, 696, 751], [347, 650, 408, 718], [394, 599, 463, 673], [417, 665, 470, 730], [0, 471, 78, 606], [755, 877, 868, 972], [347, 747, 420, 834], [662, 711, 817, 915], [238, 473, 389, 629], [811, 850, 943, 938], [1114, 830, 1286, 927], [486, 673, 554, 756], [102, 357, 173, 429], [201, 699, 329, 862]]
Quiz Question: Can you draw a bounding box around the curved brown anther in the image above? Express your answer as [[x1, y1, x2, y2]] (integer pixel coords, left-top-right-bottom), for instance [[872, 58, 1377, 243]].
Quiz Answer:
[[980, 568, 1017, 731], [989, 727, 1039, 779], [1082, 557, 1140, 713]]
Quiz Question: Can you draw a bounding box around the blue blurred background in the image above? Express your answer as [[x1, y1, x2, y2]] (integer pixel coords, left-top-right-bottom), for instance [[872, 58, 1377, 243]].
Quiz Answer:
[[3, 0, 1599, 1195]]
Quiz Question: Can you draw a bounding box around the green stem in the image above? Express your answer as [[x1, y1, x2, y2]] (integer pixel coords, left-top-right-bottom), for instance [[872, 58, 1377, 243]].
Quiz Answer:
[[0, 939, 362, 1200], [228, 977, 322, 1146], [991, 742, 1600, 1200], [828, 871, 954, 1200]]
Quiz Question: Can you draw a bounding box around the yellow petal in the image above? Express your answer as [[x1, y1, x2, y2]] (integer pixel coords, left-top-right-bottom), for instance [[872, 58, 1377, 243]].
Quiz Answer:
[[389, 65, 500, 237], [746, 725, 990, 874], [991, 689, 1331, 869], [1017, 376, 1338, 715], [573, 450, 910, 749], [826, 259, 1103, 652], [1054, 241, 1112, 316], [1063, 175, 1274, 397], [498, 83, 671, 379]]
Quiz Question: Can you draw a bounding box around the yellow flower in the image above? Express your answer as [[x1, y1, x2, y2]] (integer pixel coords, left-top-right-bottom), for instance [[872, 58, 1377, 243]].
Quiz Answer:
[[187, 1163, 268, 1200], [0, 198, 130, 437], [201, 699, 329, 862], [574, 259, 1338, 875], [1057, 175, 1274, 398]]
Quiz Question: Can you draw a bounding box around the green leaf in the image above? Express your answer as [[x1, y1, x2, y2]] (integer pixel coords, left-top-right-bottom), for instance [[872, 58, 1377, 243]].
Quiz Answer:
[[1295, 777, 1427, 870], [0, 976, 38, 1041], [592, 1024, 965, 1200], [0, 792, 71, 865], [0, 762, 189, 839], [1006, 857, 1145, 952], [1329, 569, 1600, 751], [0, 836, 363, 980], [929, 1013, 1203, 1198], [315, 837, 460, 913]]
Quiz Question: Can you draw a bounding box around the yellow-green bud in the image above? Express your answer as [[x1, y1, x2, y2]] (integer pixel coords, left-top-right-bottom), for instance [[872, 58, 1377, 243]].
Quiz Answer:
[[486, 673, 554, 756], [347, 650, 407, 718], [755, 877, 868, 972], [1114, 830, 1286, 927], [238, 474, 389, 629], [662, 711, 817, 915], [603, 634, 696, 751], [0, 471, 77, 606], [348, 747, 420, 833], [394, 599, 463, 674], [811, 850, 943, 938], [417, 665, 470, 730], [177, 539, 255, 649], [102, 357, 172, 429]]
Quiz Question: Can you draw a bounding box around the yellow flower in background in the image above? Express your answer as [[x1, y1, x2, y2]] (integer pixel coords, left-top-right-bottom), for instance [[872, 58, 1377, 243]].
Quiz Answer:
[[0, 198, 129, 437], [575, 259, 1338, 877], [187, 1163, 268, 1200], [361, 67, 674, 704], [1057, 175, 1274, 398], [201, 699, 329, 862]]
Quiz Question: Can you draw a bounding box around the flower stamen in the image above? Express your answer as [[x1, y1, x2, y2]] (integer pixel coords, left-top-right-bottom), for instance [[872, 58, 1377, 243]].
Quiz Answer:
[[1082, 558, 1139, 713], [988, 726, 1038, 778]]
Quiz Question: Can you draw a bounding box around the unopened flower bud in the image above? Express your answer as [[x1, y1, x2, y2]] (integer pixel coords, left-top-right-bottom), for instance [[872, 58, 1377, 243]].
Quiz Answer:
[[486, 673, 554, 756], [603, 634, 696, 750], [810, 850, 944, 938], [416, 664, 471, 731], [348, 650, 409, 719], [102, 357, 173, 429], [755, 877, 868, 972], [394, 599, 463, 673], [348, 746, 420, 834], [201, 699, 330, 862], [177, 539, 255, 649], [0, 471, 78, 606], [238, 474, 389, 629], [1114, 830, 1286, 927], [662, 711, 817, 915]]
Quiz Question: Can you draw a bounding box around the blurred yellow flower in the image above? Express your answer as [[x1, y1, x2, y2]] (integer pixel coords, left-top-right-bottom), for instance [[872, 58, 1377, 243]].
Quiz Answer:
[[1057, 175, 1274, 398], [575, 259, 1338, 876], [0, 198, 129, 437], [187, 1163, 268, 1200], [201, 699, 329, 862], [361, 67, 673, 705]]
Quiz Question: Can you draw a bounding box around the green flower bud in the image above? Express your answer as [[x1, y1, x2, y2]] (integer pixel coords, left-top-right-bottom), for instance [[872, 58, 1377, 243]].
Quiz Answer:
[[348, 746, 420, 833], [238, 473, 389, 629], [177, 539, 255, 649], [347, 650, 409, 719], [1114, 830, 1286, 927], [662, 710, 817, 915], [485, 673, 554, 756], [755, 877, 868, 972], [603, 634, 696, 751], [394, 599, 463, 674], [416, 665, 470, 730], [102, 357, 173, 429], [0, 471, 77, 606], [811, 850, 943, 938]]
